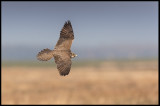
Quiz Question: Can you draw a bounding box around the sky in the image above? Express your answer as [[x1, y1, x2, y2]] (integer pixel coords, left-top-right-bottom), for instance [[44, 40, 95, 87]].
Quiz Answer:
[[1, 1, 158, 60]]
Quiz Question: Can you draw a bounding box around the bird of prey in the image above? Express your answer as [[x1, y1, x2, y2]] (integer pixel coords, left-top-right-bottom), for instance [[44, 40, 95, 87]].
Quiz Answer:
[[37, 20, 77, 76]]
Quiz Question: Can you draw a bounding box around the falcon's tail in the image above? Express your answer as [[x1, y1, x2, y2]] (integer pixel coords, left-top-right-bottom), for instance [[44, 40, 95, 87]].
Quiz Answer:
[[37, 48, 54, 61]]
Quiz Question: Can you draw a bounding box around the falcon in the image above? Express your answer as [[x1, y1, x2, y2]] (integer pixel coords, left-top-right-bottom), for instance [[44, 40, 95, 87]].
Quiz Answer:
[[37, 20, 77, 76]]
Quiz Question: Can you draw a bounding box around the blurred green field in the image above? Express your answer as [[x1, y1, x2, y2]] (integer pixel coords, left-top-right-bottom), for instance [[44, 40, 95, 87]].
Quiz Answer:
[[2, 59, 158, 104]]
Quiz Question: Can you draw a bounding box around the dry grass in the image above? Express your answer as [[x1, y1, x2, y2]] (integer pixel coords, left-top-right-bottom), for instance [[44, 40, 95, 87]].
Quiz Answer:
[[1, 60, 158, 104]]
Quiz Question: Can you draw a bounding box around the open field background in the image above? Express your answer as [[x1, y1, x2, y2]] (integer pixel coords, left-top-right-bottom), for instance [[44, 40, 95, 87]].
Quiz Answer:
[[2, 59, 158, 104], [2, 1, 158, 105]]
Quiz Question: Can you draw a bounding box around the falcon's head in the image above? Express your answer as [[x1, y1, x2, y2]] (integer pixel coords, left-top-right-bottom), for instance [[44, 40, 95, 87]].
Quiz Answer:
[[70, 52, 77, 58]]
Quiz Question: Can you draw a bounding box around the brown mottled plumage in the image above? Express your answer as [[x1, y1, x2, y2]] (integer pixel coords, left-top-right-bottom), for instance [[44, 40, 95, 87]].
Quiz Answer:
[[37, 20, 77, 76]]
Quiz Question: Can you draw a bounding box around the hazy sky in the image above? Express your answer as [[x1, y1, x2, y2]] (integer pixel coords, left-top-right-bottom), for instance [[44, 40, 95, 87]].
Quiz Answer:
[[2, 1, 158, 49]]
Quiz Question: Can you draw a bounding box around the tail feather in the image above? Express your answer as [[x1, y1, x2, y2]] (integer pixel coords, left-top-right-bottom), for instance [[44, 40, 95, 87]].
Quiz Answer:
[[37, 48, 53, 61]]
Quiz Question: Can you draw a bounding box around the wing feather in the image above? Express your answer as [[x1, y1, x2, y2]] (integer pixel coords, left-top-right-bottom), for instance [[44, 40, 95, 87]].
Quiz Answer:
[[54, 51, 71, 76], [55, 20, 74, 50]]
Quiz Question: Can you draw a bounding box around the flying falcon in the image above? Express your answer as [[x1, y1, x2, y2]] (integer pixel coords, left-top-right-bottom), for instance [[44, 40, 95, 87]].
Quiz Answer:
[[37, 20, 77, 76]]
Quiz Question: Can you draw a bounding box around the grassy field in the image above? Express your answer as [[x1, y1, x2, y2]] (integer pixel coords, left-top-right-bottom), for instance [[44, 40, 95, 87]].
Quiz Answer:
[[1, 59, 158, 104]]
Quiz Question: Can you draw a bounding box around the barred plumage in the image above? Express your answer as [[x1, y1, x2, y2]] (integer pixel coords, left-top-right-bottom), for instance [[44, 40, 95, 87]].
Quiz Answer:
[[37, 20, 77, 76]]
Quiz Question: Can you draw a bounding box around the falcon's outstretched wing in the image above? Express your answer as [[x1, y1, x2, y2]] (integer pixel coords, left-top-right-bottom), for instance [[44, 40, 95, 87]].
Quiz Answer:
[[54, 20, 74, 50], [54, 51, 72, 76], [37, 48, 53, 61]]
